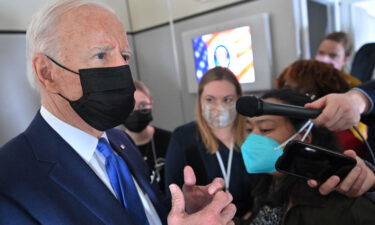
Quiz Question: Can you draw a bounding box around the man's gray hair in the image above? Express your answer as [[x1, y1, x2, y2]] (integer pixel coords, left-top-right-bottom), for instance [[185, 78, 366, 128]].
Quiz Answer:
[[26, 0, 115, 90]]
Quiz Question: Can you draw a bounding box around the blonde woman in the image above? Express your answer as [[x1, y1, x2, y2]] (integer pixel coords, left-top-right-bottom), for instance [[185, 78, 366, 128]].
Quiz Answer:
[[165, 67, 254, 218]]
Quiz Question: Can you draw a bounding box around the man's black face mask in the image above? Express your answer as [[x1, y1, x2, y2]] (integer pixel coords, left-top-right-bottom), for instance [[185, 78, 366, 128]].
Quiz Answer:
[[46, 56, 135, 131]]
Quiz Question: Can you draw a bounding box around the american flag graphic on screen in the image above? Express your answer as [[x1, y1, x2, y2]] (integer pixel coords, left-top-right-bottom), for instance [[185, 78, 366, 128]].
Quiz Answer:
[[192, 26, 255, 84]]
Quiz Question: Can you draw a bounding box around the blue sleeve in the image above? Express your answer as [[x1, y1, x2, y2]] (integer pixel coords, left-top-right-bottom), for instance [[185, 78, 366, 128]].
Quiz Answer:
[[353, 80, 375, 125], [355, 80, 375, 114]]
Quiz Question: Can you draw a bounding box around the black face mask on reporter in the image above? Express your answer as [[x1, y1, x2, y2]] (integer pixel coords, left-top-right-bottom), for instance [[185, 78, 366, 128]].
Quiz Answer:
[[124, 109, 153, 133], [46, 56, 135, 131]]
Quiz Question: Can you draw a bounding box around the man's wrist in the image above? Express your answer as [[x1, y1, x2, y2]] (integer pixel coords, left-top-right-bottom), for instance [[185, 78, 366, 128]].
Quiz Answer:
[[348, 89, 371, 114]]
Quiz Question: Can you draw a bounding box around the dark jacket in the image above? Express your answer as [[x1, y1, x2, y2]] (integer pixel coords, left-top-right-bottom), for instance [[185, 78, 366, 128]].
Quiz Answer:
[[283, 180, 375, 225], [357, 81, 375, 160], [350, 43, 375, 83], [164, 121, 254, 217], [245, 176, 375, 225], [0, 112, 169, 225]]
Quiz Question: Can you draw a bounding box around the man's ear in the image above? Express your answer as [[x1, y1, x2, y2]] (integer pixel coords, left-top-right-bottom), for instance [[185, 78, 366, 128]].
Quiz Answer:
[[32, 53, 59, 92]]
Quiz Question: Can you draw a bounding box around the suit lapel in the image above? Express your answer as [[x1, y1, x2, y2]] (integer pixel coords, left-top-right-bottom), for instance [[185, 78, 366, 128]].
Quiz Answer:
[[26, 112, 135, 225], [107, 129, 169, 224]]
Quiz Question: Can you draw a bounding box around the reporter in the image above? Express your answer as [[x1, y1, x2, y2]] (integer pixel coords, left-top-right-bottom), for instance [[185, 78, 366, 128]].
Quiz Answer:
[[315, 32, 352, 71], [241, 89, 375, 225], [276, 59, 367, 156], [306, 80, 375, 198], [315, 31, 361, 88], [165, 67, 254, 218]]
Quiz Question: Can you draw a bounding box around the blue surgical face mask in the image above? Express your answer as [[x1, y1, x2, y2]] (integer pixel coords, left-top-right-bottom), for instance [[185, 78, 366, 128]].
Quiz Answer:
[[241, 120, 313, 174], [241, 134, 283, 174]]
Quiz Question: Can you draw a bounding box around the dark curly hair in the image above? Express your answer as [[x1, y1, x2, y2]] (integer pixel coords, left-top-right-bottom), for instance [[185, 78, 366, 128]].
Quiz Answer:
[[276, 59, 350, 99]]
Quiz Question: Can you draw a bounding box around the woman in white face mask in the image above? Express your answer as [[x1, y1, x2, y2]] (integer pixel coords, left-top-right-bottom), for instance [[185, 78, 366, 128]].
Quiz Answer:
[[241, 89, 375, 225], [164, 67, 254, 219]]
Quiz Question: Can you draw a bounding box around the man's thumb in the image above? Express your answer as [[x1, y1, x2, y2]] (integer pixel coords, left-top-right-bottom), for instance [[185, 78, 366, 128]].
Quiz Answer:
[[305, 96, 327, 109], [169, 184, 185, 214], [343, 149, 357, 159]]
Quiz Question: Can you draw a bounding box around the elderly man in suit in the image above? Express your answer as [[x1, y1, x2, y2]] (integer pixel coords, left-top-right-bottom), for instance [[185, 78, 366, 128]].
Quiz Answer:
[[0, 1, 235, 224]]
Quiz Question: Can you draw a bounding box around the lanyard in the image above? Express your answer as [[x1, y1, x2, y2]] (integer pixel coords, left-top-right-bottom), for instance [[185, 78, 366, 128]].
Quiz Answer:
[[215, 143, 234, 192], [150, 138, 164, 184]]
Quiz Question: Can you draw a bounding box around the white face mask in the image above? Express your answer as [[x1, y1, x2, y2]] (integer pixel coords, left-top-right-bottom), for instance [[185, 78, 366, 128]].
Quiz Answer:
[[202, 104, 237, 128]]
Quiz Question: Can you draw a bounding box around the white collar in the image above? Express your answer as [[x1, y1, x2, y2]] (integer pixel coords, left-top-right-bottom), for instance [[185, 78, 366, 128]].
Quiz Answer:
[[40, 106, 106, 163]]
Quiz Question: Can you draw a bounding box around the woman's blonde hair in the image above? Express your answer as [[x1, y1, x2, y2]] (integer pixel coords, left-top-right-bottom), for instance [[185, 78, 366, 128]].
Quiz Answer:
[[196, 67, 246, 153]]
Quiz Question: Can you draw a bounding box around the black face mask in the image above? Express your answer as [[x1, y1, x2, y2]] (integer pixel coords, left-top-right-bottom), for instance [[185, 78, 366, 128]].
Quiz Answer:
[[124, 109, 153, 132], [46, 56, 135, 131]]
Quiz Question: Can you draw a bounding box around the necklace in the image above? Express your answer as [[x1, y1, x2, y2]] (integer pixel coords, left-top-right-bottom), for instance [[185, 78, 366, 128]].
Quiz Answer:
[[140, 138, 164, 183], [142, 139, 154, 161]]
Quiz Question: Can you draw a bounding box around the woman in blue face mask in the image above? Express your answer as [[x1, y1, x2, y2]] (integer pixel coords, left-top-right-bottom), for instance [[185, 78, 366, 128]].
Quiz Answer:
[[240, 89, 375, 225]]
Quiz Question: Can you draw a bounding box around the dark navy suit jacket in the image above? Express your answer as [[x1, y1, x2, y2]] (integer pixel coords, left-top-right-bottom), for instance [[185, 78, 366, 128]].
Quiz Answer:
[[357, 81, 375, 160], [0, 112, 169, 225], [358, 80, 375, 115]]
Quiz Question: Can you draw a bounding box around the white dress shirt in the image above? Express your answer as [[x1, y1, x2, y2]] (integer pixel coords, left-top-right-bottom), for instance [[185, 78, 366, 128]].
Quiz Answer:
[[40, 106, 162, 225]]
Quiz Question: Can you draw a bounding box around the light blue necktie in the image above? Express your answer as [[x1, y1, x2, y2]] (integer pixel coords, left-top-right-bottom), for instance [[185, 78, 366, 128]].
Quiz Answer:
[[97, 138, 150, 225]]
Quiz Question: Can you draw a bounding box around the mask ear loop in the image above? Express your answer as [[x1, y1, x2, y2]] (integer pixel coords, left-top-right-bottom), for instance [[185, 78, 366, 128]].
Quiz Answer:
[[45, 55, 79, 75], [301, 121, 314, 142], [274, 120, 312, 150]]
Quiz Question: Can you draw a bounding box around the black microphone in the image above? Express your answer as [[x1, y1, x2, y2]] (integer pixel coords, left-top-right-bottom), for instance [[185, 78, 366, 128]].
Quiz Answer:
[[236, 96, 321, 119]]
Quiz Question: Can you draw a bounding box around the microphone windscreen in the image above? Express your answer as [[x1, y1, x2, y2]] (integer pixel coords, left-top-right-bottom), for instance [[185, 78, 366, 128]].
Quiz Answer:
[[236, 96, 261, 117]]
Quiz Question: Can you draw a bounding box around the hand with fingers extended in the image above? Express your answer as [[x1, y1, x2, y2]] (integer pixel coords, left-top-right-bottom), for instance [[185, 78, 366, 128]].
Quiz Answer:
[[307, 150, 375, 197], [182, 166, 226, 213], [167, 183, 236, 225], [305, 90, 370, 131]]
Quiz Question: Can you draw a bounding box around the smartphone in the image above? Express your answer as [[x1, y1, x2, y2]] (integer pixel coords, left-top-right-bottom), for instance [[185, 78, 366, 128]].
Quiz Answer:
[[275, 140, 357, 182]]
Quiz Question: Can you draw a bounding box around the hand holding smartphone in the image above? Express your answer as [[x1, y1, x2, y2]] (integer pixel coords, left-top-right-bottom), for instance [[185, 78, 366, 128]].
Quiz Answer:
[[275, 140, 357, 183]]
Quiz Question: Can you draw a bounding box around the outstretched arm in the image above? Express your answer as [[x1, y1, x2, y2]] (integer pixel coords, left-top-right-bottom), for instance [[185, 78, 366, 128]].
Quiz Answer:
[[305, 90, 370, 131]]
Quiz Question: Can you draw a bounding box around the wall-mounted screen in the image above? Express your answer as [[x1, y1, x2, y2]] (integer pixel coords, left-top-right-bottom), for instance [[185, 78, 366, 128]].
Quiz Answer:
[[192, 26, 255, 84], [182, 13, 273, 93]]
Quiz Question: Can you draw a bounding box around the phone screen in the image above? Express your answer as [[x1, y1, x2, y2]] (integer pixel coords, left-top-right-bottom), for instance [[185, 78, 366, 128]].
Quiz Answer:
[[275, 141, 357, 182]]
